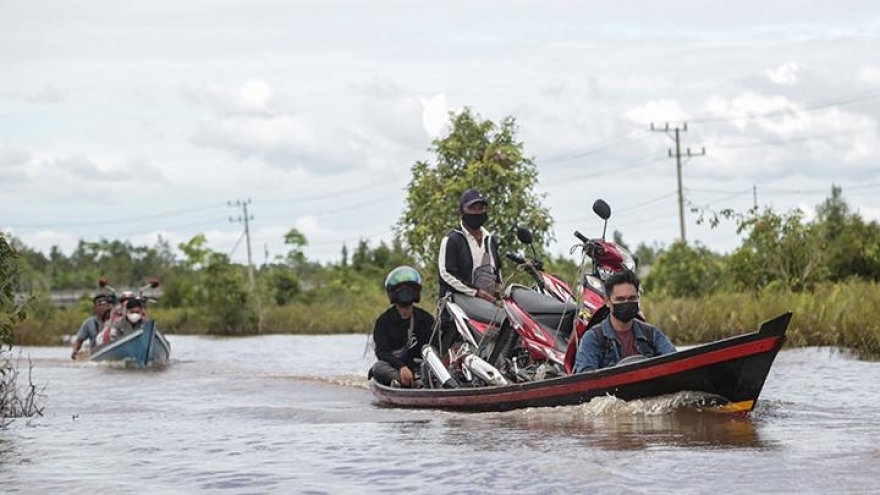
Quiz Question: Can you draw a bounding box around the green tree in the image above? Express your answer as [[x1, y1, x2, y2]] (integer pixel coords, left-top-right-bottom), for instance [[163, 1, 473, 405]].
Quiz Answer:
[[728, 207, 827, 292], [816, 185, 880, 281], [644, 241, 726, 297], [1, 232, 42, 425], [396, 108, 552, 273]]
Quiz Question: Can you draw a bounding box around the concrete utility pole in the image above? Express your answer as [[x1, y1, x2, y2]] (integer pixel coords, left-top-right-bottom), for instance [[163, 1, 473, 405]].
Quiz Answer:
[[650, 122, 706, 244], [229, 199, 255, 287]]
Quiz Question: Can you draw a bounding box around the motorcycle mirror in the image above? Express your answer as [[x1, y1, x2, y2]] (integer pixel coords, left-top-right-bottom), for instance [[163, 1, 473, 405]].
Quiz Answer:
[[148, 278, 161, 288], [516, 226, 534, 245], [98, 278, 108, 288], [592, 199, 611, 220]]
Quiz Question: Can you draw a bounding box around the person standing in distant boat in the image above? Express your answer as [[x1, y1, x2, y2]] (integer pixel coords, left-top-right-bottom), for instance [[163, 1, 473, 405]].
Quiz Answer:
[[574, 270, 677, 372], [71, 294, 112, 359], [110, 298, 147, 340], [369, 266, 436, 388]]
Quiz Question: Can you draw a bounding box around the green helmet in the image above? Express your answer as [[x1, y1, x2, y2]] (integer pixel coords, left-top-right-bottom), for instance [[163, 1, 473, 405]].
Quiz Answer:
[[384, 266, 422, 305]]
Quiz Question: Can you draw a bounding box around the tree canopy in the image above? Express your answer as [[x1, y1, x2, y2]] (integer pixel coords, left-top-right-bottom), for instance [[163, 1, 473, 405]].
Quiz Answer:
[[396, 108, 552, 276]]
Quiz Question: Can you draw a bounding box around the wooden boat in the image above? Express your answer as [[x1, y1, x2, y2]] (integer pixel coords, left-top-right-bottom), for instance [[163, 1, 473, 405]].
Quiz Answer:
[[89, 320, 171, 367], [370, 312, 791, 414]]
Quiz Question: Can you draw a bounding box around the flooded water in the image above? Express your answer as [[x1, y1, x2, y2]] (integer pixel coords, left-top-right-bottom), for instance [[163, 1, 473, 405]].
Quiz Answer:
[[3, 334, 880, 494]]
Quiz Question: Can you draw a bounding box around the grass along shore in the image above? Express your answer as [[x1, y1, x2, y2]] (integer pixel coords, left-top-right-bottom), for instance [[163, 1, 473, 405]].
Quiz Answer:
[[13, 281, 880, 358]]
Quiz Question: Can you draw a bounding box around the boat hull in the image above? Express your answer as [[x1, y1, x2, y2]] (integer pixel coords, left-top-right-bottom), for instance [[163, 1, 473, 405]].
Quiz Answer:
[[89, 320, 171, 367], [370, 313, 791, 413]]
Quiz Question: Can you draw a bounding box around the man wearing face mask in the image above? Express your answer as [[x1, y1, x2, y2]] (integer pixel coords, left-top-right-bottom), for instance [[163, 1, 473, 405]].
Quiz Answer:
[[574, 270, 676, 372], [369, 266, 436, 388], [438, 188, 502, 302], [110, 298, 147, 340]]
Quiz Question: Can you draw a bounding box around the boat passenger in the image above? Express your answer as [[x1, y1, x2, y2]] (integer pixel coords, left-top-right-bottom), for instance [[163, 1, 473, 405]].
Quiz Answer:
[[369, 266, 436, 388], [574, 270, 676, 372], [438, 187, 502, 303], [109, 298, 147, 340], [70, 294, 112, 359]]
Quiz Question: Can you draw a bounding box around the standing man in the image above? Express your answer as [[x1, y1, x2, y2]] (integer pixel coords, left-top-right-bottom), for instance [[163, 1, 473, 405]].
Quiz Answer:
[[574, 270, 677, 372], [438, 188, 502, 302], [71, 294, 111, 359]]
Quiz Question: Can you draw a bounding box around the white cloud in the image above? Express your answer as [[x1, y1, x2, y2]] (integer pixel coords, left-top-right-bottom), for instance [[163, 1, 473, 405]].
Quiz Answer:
[[764, 62, 802, 85], [46, 154, 169, 184], [420, 93, 451, 138], [625, 99, 688, 125], [183, 79, 278, 116], [25, 84, 68, 104], [857, 65, 880, 83]]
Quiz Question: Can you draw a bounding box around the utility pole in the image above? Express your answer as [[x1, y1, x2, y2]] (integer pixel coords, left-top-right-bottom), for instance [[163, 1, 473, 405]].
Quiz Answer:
[[229, 199, 255, 287], [753, 185, 758, 209], [650, 122, 706, 244]]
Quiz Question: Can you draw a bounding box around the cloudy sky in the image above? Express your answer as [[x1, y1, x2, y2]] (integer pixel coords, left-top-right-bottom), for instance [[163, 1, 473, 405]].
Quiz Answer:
[[3, 1, 880, 267]]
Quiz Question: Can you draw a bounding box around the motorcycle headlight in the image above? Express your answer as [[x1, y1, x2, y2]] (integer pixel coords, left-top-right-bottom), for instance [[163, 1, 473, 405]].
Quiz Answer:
[[597, 266, 615, 281]]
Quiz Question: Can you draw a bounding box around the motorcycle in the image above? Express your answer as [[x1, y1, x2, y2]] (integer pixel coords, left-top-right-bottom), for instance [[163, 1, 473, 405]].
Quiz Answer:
[[420, 198, 639, 387]]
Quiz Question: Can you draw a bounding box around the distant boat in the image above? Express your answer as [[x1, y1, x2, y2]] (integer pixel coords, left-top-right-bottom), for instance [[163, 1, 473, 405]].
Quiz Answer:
[[89, 320, 171, 367]]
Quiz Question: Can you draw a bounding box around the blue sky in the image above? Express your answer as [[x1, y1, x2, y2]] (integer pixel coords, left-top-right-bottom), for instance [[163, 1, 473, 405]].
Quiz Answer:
[[3, 1, 880, 264]]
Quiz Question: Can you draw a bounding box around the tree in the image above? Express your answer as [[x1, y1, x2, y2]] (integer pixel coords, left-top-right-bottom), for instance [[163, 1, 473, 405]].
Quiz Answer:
[[397, 108, 552, 275], [815, 185, 880, 281], [728, 207, 827, 292], [644, 241, 726, 297], [1, 232, 42, 426]]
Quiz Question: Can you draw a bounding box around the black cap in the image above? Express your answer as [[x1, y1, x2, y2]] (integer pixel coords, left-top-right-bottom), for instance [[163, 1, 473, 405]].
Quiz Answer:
[[93, 294, 110, 304], [125, 298, 144, 309], [460, 188, 487, 209]]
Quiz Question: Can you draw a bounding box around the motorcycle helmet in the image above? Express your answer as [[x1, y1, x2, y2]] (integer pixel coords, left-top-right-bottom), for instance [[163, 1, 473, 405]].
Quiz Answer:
[[384, 266, 422, 305]]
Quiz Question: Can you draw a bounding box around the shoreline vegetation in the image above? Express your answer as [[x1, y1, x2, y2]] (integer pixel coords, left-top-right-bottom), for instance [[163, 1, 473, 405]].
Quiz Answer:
[[13, 280, 880, 358], [7, 112, 880, 361]]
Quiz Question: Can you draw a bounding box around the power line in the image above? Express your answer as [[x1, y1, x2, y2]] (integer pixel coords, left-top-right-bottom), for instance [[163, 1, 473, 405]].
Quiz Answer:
[[261, 182, 397, 205], [8, 202, 227, 229], [688, 87, 880, 125], [540, 129, 650, 165]]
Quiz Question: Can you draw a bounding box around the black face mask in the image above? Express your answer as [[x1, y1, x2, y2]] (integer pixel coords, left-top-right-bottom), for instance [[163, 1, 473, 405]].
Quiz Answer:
[[612, 301, 640, 322], [394, 286, 418, 307], [462, 212, 488, 230]]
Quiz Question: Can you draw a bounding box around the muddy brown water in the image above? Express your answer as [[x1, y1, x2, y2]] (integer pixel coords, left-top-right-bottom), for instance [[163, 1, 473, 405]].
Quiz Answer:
[[2, 335, 879, 494]]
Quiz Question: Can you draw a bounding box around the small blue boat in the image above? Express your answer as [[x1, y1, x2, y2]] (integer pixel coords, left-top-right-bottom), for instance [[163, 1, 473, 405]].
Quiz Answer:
[[89, 320, 171, 367]]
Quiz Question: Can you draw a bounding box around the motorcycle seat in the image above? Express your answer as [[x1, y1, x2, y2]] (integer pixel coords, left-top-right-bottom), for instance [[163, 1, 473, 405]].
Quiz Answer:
[[510, 286, 577, 315], [451, 293, 506, 324]]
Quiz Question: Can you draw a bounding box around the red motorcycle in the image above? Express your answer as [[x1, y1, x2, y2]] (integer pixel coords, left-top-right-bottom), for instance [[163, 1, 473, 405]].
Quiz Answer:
[[420, 199, 636, 386]]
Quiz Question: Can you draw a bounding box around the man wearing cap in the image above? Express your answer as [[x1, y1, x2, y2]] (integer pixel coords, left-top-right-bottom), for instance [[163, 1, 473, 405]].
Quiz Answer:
[[70, 294, 111, 359], [438, 188, 502, 302]]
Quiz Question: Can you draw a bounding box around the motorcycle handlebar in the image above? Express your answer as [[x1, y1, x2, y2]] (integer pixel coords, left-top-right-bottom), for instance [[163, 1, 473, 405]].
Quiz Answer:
[[574, 231, 589, 243], [506, 253, 527, 264]]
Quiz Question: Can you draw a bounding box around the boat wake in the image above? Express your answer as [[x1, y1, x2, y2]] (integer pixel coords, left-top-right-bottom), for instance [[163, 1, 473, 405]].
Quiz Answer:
[[274, 373, 371, 389], [502, 391, 731, 418]]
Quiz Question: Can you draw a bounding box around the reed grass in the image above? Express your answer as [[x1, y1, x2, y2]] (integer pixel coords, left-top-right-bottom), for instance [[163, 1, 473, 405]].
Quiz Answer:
[[13, 281, 880, 358]]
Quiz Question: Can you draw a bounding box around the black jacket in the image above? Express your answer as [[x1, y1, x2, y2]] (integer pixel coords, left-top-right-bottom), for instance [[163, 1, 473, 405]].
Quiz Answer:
[[373, 306, 436, 370], [438, 227, 502, 298]]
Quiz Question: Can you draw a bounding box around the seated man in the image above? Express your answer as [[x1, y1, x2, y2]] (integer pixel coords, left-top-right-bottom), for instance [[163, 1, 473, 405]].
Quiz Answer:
[[110, 297, 147, 340], [71, 294, 112, 359], [369, 266, 436, 388], [574, 270, 676, 372]]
